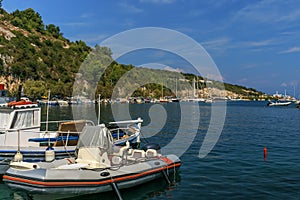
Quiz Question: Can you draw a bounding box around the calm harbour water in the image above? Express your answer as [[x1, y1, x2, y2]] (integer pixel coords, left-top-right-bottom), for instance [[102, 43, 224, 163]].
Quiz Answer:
[[1, 101, 299, 200]]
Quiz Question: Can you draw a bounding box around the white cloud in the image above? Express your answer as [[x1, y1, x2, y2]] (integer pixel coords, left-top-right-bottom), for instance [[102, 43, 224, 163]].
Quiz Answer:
[[201, 38, 230, 51], [119, 3, 143, 13], [202, 38, 280, 54], [279, 47, 300, 54], [80, 13, 95, 19], [245, 39, 274, 47], [277, 9, 300, 22], [233, 0, 300, 24], [164, 66, 184, 73]]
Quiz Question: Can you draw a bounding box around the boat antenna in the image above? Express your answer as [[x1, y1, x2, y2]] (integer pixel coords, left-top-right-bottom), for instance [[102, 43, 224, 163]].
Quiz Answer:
[[46, 90, 50, 132], [45, 89, 52, 148], [98, 94, 101, 125]]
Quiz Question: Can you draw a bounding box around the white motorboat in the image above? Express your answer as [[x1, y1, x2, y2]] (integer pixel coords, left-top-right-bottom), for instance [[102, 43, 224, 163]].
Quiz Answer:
[[267, 101, 292, 106], [3, 125, 181, 199]]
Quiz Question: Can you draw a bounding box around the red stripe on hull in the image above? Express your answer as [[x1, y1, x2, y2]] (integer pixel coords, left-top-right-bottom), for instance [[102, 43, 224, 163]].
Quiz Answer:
[[3, 162, 181, 187]]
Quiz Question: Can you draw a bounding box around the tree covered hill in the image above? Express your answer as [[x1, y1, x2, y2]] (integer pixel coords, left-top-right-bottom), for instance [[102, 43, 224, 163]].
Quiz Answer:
[[0, 7, 91, 97], [0, 7, 266, 100]]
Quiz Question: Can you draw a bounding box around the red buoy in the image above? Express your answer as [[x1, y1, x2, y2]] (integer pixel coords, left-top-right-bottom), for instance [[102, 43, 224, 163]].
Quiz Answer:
[[264, 147, 267, 161]]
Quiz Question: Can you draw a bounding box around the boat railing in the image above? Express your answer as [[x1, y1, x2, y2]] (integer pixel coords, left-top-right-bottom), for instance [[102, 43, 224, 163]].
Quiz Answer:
[[109, 118, 143, 125], [40, 119, 95, 132], [3, 126, 41, 132], [108, 118, 142, 140], [109, 127, 135, 140], [40, 119, 95, 126], [3, 129, 81, 134]]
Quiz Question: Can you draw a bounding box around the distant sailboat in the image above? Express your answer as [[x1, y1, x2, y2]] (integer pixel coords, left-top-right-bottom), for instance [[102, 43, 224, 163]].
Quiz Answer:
[[187, 77, 205, 102], [159, 82, 169, 103], [171, 77, 180, 102]]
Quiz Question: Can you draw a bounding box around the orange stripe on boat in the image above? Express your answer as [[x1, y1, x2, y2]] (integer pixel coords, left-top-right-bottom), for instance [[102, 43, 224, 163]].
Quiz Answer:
[[3, 162, 181, 187], [159, 156, 174, 165]]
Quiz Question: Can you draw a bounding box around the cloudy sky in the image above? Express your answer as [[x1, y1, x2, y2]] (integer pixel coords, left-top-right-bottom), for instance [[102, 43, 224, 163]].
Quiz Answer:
[[3, 0, 300, 96]]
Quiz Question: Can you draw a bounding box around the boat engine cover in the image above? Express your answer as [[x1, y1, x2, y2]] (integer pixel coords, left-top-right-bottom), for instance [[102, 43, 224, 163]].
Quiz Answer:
[[141, 143, 161, 152]]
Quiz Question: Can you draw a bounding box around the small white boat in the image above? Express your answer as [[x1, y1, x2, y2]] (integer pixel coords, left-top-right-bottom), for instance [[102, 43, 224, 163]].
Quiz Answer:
[[56, 100, 69, 106], [267, 101, 292, 106], [0, 101, 94, 175], [171, 97, 181, 102], [3, 125, 181, 199], [37, 99, 59, 106], [205, 98, 213, 103]]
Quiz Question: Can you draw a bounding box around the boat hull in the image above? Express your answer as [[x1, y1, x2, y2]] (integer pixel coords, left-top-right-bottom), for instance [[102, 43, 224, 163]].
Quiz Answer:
[[267, 101, 292, 106], [3, 155, 181, 197]]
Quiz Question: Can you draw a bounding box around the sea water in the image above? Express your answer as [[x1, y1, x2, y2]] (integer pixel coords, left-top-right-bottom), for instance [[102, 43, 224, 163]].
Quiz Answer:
[[0, 101, 299, 200]]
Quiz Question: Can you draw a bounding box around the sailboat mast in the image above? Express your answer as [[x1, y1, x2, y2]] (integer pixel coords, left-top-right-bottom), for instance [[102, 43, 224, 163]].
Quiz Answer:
[[175, 77, 178, 97], [193, 78, 195, 98], [98, 94, 101, 125], [196, 76, 198, 98], [161, 83, 163, 99]]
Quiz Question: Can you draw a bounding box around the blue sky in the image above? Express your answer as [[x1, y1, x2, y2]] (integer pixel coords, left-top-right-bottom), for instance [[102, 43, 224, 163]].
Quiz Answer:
[[2, 0, 300, 96]]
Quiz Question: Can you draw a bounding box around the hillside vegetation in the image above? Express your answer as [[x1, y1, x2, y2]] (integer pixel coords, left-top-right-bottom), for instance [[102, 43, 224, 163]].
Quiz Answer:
[[0, 7, 265, 100]]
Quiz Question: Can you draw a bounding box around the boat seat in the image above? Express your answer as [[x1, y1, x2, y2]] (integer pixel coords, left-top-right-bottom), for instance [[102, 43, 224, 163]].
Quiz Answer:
[[145, 149, 158, 158], [118, 141, 130, 158], [111, 141, 131, 165], [127, 148, 133, 155], [75, 147, 111, 169], [127, 149, 146, 161]]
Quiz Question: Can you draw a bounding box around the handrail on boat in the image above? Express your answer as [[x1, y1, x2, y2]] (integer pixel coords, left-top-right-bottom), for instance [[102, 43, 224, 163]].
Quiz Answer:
[[109, 118, 143, 125], [41, 119, 95, 126], [5, 126, 41, 132], [109, 127, 132, 132]]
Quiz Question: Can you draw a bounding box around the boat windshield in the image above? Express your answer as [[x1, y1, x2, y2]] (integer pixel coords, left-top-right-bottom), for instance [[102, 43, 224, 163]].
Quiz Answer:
[[77, 125, 114, 151], [10, 110, 40, 130]]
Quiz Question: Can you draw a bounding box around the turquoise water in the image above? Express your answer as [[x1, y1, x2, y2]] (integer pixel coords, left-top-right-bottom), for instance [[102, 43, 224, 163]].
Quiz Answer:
[[1, 101, 299, 199]]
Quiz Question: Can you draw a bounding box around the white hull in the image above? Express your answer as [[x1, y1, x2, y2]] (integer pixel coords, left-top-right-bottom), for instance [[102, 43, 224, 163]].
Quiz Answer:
[[267, 101, 292, 106]]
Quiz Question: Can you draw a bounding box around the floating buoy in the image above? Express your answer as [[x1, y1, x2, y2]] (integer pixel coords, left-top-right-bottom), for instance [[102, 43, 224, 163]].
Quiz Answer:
[[264, 147, 267, 161]]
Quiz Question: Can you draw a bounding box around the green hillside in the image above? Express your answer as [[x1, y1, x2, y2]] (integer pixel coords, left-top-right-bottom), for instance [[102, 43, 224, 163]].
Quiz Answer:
[[0, 7, 266, 100], [0, 8, 91, 97]]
